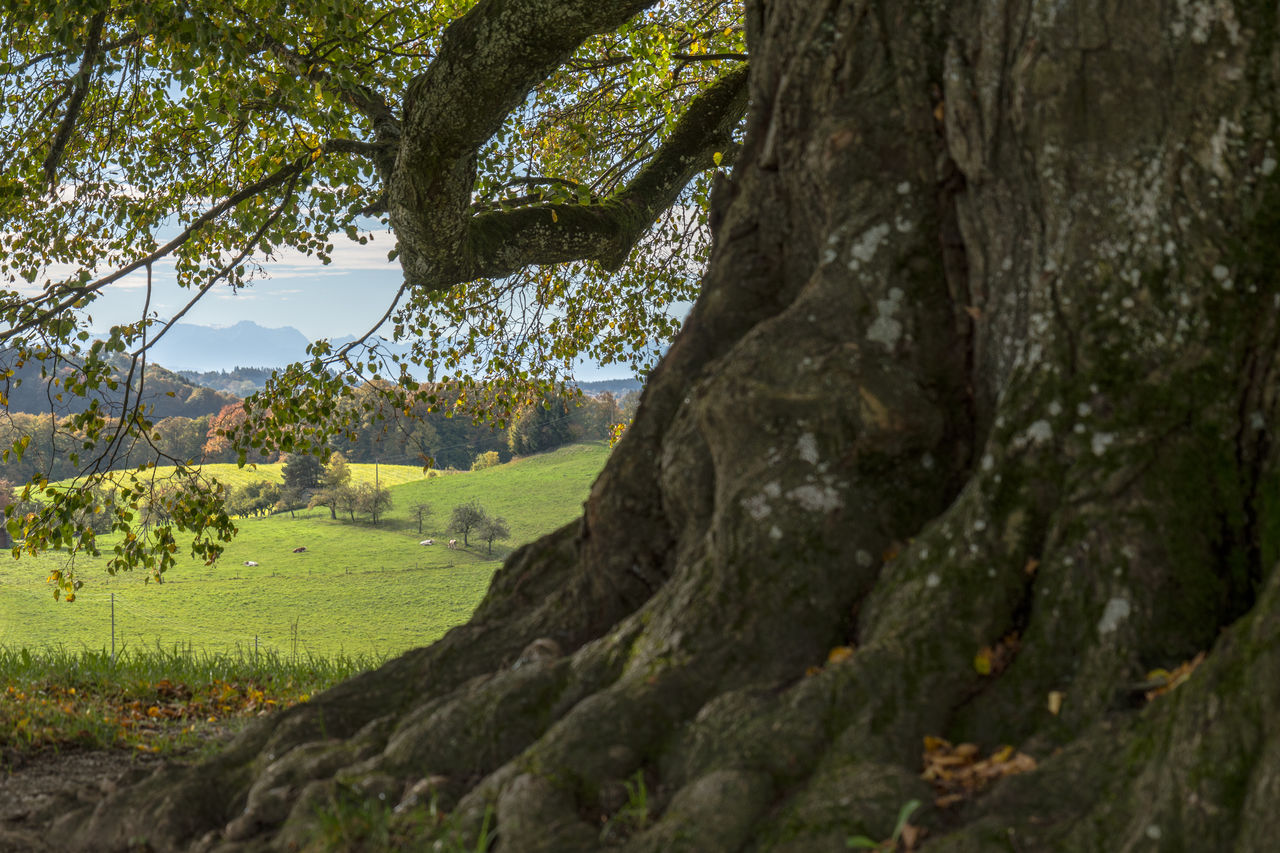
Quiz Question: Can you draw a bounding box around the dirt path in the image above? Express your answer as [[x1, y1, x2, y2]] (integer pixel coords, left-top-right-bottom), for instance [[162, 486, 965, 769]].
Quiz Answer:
[[0, 749, 166, 852]]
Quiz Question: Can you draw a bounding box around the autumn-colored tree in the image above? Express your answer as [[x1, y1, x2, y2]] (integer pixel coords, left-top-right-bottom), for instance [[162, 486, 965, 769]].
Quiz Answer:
[[201, 403, 247, 462], [307, 451, 352, 521]]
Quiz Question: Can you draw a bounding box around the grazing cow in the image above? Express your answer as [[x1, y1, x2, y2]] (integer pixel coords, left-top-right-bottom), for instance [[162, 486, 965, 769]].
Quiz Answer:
[[244, 560, 259, 567], [448, 539, 458, 550], [292, 546, 307, 553], [420, 539, 434, 546]]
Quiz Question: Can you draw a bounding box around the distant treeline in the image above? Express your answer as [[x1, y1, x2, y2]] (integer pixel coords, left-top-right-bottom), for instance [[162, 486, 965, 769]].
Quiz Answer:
[[177, 369, 643, 400], [0, 381, 637, 485], [176, 366, 277, 397]]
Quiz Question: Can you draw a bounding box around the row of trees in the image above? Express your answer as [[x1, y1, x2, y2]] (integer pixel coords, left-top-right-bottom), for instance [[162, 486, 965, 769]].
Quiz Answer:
[[446, 500, 510, 555], [0, 386, 636, 486], [228, 454, 510, 554]]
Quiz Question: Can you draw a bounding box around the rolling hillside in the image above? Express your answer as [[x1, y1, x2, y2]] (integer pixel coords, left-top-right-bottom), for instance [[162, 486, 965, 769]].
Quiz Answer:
[[0, 443, 609, 658]]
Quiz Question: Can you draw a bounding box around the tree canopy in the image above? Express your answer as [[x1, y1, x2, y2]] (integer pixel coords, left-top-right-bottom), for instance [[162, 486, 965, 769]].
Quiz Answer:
[[0, 0, 747, 593]]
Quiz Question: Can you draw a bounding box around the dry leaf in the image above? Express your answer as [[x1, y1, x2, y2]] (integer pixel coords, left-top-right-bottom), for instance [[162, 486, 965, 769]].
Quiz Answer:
[[900, 823, 926, 849], [1145, 652, 1206, 701], [1047, 690, 1065, 715], [827, 645, 855, 664], [920, 736, 1038, 806]]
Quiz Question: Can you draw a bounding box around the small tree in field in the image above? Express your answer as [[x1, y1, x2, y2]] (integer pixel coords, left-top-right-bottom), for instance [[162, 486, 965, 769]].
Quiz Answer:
[[356, 482, 392, 525], [309, 452, 352, 520], [411, 503, 432, 535], [447, 500, 487, 548], [477, 515, 510, 555], [333, 484, 359, 523], [275, 485, 306, 519]]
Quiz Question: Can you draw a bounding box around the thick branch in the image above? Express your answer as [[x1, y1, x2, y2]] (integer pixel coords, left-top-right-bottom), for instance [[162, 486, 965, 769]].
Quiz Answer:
[[42, 11, 107, 189], [390, 0, 659, 283], [464, 63, 748, 280]]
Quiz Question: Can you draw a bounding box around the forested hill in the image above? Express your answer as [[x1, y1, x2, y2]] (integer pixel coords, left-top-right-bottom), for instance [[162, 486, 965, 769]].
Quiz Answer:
[[176, 366, 277, 397], [181, 371, 646, 398], [0, 350, 239, 419]]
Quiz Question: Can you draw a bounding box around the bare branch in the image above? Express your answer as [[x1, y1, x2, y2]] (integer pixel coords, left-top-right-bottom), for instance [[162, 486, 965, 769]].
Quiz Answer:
[[1, 154, 313, 345], [139, 166, 307, 355]]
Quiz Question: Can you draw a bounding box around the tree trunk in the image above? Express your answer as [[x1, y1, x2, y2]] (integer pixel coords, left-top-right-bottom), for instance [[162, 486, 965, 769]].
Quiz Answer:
[[45, 2, 1280, 851]]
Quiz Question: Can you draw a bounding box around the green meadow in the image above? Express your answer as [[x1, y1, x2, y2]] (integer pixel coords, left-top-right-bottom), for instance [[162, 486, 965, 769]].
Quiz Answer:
[[0, 442, 609, 659], [55, 459, 431, 492]]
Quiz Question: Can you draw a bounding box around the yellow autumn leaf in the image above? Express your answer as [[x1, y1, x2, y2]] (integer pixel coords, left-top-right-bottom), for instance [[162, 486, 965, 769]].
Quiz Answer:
[[973, 648, 992, 675], [827, 645, 855, 664], [1047, 690, 1065, 715], [923, 735, 949, 753]]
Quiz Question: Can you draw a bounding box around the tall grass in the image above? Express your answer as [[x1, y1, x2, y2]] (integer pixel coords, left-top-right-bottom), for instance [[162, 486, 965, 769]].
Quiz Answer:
[[0, 644, 379, 759], [0, 642, 378, 688]]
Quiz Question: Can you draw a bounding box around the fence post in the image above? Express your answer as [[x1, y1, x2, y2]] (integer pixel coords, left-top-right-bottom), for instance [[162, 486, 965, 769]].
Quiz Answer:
[[110, 592, 116, 665]]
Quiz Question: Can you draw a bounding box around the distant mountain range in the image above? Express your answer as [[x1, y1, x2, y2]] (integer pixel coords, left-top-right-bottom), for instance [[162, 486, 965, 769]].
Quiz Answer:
[[147, 320, 314, 372]]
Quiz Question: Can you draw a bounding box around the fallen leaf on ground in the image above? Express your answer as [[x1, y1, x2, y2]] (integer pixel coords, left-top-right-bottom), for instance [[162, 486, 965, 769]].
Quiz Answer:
[[920, 735, 1038, 807]]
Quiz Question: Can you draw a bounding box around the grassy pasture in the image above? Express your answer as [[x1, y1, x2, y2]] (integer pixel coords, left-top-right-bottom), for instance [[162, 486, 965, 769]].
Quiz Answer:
[[54, 460, 432, 493], [1, 443, 609, 658]]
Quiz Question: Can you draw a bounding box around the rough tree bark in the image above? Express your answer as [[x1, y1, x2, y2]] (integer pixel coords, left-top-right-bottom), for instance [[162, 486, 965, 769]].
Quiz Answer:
[[28, 0, 1280, 850]]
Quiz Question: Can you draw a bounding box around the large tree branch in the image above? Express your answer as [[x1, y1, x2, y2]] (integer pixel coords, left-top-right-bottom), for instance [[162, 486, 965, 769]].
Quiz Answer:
[[464, 63, 748, 280], [42, 11, 107, 189], [390, 0, 659, 284]]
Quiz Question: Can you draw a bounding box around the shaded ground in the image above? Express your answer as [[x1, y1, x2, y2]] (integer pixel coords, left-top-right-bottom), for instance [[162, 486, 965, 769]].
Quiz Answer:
[[0, 747, 165, 852]]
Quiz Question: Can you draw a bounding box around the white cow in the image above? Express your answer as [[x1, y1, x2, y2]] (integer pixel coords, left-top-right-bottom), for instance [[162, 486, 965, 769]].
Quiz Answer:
[[244, 560, 259, 567], [447, 539, 458, 550], [420, 539, 434, 546]]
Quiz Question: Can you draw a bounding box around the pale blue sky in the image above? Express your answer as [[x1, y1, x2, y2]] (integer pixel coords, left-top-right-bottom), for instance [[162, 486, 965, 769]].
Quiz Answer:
[[82, 231, 406, 342], [74, 231, 642, 381]]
